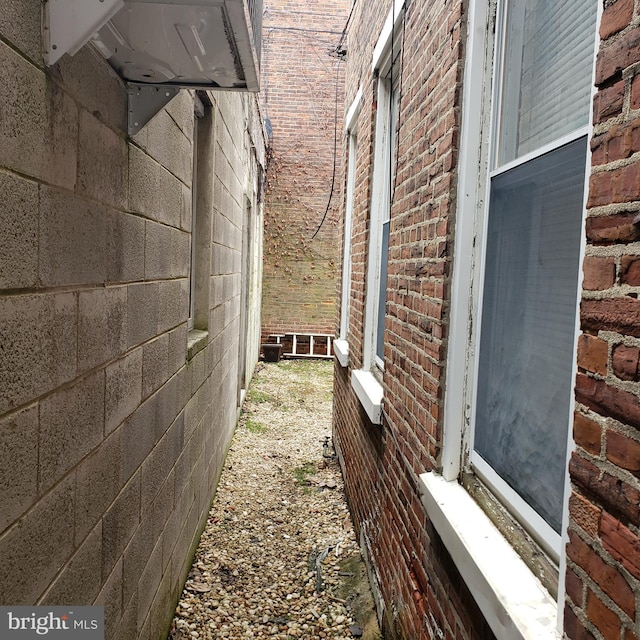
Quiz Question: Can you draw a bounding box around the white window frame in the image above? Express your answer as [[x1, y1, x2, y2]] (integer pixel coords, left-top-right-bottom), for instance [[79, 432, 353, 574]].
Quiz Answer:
[[420, 0, 602, 638], [335, 87, 363, 368], [350, 0, 405, 424]]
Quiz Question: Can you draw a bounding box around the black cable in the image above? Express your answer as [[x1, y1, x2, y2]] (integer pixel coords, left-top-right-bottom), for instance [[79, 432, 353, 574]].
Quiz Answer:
[[336, 0, 359, 54], [311, 61, 342, 240]]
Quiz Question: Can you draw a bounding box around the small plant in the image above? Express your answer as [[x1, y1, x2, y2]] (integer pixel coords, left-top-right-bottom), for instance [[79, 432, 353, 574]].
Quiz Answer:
[[248, 388, 271, 404], [292, 461, 317, 487], [245, 418, 267, 434]]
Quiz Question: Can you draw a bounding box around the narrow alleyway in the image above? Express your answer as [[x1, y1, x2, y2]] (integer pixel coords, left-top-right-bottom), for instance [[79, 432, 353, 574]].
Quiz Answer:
[[167, 360, 381, 640]]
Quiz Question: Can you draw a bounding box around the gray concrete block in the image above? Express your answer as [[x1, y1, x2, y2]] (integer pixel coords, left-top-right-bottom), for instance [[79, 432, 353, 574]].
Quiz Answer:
[[0, 474, 75, 605], [54, 45, 127, 133], [106, 209, 145, 284], [158, 279, 189, 334], [128, 145, 183, 228], [0, 404, 38, 532], [102, 472, 140, 581], [105, 348, 143, 435], [126, 282, 159, 349], [150, 470, 174, 543], [78, 286, 127, 373], [172, 227, 191, 277], [113, 589, 138, 640], [39, 370, 105, 492], [180, 182, 191, 232], [75, 429, 122, 544], [0, 0, 42, 63], [0, 292, 77, 414], [141, 426, 181, 516], [0, 170, 38, 289], [121, 396, 159, 481], [165, 90, 195, 138], [122, 514, 156, 605], [40, 523, 102, 606], [77, 110, 127, 209], [144, 221, 173, 280], [142, 109, 192, 185], [95, 559, 123, 640], [136, 538, 164, 631], [0, 42, 78, 190], [40, 186, 106, 286], [142, 334, 169, 400], [168, 323, 187, 377]]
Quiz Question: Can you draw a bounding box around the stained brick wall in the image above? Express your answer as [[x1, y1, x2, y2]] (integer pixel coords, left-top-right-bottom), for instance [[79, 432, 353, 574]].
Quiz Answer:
[[331, 0, 493, 638], [334, 0, 640, 639], [0, 8, 265, 639], [566, 0, 640, 638], [260, 0, 348, 341]]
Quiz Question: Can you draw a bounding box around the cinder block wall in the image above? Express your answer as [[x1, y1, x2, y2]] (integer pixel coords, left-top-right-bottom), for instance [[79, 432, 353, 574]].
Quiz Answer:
[[331, 1, 492, 638], [566, 1, 640, 638], [0, 7, 265, 639], [260, 0, 348, 341]]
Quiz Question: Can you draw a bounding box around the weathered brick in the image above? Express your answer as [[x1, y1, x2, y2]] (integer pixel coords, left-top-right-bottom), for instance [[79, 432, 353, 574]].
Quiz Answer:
[[581, 298, 640, 338], [569, 490, 602, 538], [593, 80, 625, 123], [612, 344, 640, 381], [600, 0, 634, 40], [620, 255, 640, 286], [575, 373, 640, 430], [585, 213, 640, 245], [582, 256, 616, 291], [586, 590, 622, 639], [606, 429, 640, 475], [600, 512, 640, 581], [574, 412, 602, 456], [577, 334, 609, 375], [567, 530, 636, 618], [596, 27, 640, 86], [570, 453, 640, 525]]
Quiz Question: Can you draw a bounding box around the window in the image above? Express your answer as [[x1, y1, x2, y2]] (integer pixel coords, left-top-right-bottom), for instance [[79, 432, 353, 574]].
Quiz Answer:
[[335, 88, 363, 368], [473, 0, 597, 558], [350, 0, 404, 424], [422, 0, 598, 637], [188, 93, 214, 357]]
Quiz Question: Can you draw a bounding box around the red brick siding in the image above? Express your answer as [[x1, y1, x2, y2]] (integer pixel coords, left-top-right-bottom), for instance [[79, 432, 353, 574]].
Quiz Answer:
[[332, 1, 496, 638], [567, 1, 640, 638], [260, 0, 348, 340]]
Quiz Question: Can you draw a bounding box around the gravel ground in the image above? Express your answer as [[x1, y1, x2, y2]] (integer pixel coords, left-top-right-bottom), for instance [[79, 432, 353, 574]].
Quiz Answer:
[[167, 359, 381, 640]]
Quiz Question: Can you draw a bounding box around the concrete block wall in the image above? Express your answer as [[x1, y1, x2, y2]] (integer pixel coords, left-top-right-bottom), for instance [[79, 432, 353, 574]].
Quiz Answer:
[[260, 0, 348, 341], [0, 7, 265, 639], [566, 1, 640, 638]]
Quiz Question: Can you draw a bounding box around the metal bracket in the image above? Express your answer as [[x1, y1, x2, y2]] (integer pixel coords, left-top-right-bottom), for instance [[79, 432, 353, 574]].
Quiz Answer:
[[44, 0, 124, 66], [127, 83, 181, 136]]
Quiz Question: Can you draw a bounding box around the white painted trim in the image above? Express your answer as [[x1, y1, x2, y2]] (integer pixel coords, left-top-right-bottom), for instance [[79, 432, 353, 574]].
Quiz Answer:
[[345, 87, 363, 133], [419, 472, 560, 640], [333, 339, 349, 368], [371, 0, 407, 73], [441, 0, 490, 481], [351, 369, 383, 424]]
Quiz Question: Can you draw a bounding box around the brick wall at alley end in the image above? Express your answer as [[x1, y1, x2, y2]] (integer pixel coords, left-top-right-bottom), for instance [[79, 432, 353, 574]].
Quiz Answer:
[[260, 0, 349, 341]]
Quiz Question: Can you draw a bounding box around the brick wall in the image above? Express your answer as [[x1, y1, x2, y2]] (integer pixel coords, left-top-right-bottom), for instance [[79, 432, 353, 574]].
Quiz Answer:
[[331, 0, 497, 638], [566, 1, 640, 638], [0, 7, 265, 639], [260, 0, 349, 341]]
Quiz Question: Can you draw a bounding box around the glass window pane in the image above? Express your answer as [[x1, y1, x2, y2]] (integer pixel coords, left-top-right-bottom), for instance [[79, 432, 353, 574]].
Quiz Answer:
[[474, 137, 587, 533], [497, 0, 597, 165], [376, 220, 389, 361]]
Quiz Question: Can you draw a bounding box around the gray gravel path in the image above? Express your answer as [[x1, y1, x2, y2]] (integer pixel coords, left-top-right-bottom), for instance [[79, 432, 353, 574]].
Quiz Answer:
[[167, 360, 380, 640]]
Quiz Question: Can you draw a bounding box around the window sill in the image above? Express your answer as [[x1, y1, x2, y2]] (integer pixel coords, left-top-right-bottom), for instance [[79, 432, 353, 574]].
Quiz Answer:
[[418, 472, 559, 640], [187, 329, 208, 360], [351, 369, 383, 424], [333, 339, 349, 367]]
